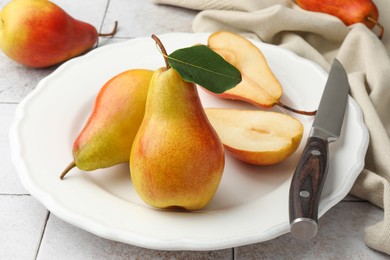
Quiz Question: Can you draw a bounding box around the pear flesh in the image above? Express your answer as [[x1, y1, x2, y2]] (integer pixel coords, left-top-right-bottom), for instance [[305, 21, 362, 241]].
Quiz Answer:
[[60, 69, 153, 179], [130, 68, 225, 211], [205, 108, 304, 165]]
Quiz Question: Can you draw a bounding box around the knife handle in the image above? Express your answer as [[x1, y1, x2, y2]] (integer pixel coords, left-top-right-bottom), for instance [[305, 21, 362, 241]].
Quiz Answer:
[[289, 136, 328, 240]]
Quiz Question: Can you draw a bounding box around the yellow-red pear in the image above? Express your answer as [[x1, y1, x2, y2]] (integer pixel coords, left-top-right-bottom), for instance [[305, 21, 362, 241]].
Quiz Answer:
[[295, 0, 383, 38], [130, 68, 224, 211], [60, 69, 153, 179], [0, 0, 117, 68]]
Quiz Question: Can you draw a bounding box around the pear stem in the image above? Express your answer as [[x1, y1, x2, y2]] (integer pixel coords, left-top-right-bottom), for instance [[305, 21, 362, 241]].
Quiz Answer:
[[276, 101, 317, 116], [98, 21, 118, 37], [366, 16, 384, 40], [59, 161, 77, 180], [151, 34, 171, 69]]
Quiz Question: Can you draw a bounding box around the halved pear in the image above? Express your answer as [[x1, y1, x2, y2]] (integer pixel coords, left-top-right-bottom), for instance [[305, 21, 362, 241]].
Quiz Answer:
[[207, 31, 283, 108], [204, 108, 304, 165], [207, 31, 316, 115]]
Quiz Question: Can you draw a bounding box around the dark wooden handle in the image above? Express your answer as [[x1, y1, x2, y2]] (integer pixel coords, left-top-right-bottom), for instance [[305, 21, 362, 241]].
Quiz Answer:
[[289, 136, 329, 226]]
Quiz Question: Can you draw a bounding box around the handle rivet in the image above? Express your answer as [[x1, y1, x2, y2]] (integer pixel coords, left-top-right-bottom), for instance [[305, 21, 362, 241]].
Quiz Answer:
[[300, 191, 310, 198], [311, 149, 321, 156]]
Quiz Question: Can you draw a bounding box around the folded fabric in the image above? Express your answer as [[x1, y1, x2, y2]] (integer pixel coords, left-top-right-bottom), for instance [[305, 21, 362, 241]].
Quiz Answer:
[[152, 0, 390, 255]]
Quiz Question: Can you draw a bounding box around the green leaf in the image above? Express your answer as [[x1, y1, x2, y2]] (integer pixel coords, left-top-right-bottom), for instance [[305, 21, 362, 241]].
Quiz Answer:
[[167, 45, 242, 94]]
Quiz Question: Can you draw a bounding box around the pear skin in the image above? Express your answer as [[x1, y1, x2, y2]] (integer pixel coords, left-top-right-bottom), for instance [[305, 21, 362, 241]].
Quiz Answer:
[[0, 0, 117, 68], [130, 68, 225, 211], [60, 69, 153, 179]]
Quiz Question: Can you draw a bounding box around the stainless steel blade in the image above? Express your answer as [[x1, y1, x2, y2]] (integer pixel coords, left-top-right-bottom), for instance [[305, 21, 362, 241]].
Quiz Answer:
[[310, 59, 349, 142]]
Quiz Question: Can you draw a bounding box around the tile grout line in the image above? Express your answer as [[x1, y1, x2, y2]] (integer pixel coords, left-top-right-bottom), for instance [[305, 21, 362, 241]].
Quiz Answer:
[[34, 211, 50, 260], [96, 0, 111, 47], [0, 101, 19, 105], [101, 0, 111, 32], [0, 193, 31, 196]]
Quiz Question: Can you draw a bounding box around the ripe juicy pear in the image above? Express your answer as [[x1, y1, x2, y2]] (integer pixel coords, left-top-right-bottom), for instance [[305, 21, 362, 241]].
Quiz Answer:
[[60, 69, 153, 179], [207, 31, 283, 108], [0, 0, 117, 68], [130, 68, 225, 211], [296, 0, 384, 38], [205, 108, 304, 165], [207, 31, 316, 116]]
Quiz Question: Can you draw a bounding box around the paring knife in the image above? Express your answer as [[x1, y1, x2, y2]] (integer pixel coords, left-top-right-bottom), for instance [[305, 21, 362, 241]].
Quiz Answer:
[[289, 59, 349, 240]]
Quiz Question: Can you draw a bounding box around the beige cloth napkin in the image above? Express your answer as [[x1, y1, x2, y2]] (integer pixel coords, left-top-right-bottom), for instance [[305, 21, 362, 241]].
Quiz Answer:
[[152, 0, 390, 255]]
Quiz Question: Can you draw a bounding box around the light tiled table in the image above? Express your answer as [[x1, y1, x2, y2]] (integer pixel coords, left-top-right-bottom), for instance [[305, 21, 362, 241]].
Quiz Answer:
[[1, 1, 388, 259]]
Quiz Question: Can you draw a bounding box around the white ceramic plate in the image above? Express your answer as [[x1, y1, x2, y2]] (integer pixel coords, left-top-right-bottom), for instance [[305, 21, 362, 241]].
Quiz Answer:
[[10, 33, 368, 251]]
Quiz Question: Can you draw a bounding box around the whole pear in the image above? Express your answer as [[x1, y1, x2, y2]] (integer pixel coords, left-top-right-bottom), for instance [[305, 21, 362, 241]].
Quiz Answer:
[[130, 68, 225, 211], [60, 69, 153, 179], [296, 0, 383, 38], [0, 0, 117, 68]]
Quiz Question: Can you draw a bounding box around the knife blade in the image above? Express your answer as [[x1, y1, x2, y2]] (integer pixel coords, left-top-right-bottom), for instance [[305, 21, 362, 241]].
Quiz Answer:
[[289, 59, 349, 240]]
